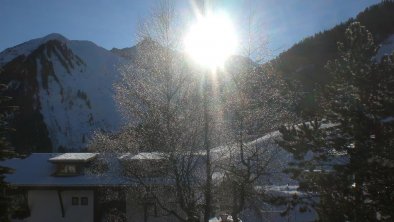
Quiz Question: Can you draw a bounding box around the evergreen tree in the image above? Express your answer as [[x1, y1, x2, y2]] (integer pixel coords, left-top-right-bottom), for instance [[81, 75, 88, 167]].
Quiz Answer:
[[274, 1, 394, 117], [0, 68, 16, 222], [280, 22, 394, 221]]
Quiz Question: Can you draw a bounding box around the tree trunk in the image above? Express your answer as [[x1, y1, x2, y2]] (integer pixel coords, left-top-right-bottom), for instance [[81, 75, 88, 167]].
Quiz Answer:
[[203, 74, 212, 222]]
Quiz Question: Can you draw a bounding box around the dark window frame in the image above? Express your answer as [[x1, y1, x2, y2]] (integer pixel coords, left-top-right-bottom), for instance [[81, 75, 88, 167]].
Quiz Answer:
[[81, 197, 88, 206], [72, 197, 79, 205]]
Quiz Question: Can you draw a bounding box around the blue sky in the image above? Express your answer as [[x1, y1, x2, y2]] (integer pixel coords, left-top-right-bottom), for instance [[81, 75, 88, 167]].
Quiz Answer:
[[0, 0, 380, 57]]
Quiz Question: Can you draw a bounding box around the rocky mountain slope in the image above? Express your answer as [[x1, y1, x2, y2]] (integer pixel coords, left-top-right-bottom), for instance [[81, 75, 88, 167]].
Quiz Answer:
[[0, 34, 126, 152]]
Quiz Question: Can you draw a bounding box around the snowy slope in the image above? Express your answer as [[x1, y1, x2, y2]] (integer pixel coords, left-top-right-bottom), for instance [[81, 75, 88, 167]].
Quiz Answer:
[[0, 34, 126, 151], [37, 38, 125, 151], [210, 123, 347, 221], [375, 34, 394, 61], [211, 129, 295, 184]]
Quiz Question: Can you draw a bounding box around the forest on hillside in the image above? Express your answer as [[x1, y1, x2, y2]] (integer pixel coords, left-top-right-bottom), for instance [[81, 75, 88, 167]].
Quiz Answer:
[[273, 1, 394, 117]]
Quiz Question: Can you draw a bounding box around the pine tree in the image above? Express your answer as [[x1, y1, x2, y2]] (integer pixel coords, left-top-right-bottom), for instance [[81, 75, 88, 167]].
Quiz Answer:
[[0, 68, 17, 222], [280, 22, 394, 221]]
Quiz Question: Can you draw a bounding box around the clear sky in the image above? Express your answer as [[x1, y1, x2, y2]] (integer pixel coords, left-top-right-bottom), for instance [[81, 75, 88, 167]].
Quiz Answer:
[[0, 0, 380, 58]]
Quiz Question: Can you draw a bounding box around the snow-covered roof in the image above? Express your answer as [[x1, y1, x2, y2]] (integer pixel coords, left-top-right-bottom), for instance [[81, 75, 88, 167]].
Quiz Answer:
[[0, 153, 173, 187], [119, 152, 166, 160], [49, 153, 98, 163], [261, 185, 305, 197]]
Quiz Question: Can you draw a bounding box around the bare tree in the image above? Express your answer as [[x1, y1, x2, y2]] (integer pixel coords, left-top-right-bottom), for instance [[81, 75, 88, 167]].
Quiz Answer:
[[90, 1, 295, 221], [113, 1, 206, 221], [214, 3, 294, 221]]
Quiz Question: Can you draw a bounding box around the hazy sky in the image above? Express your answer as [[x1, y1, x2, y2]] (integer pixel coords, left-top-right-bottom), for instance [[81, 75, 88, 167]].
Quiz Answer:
[[0, 0, 380, 58]]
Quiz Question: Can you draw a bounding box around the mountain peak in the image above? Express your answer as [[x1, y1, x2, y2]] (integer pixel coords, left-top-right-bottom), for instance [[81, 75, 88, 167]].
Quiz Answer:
[[41, 33, 68, 42], [111, 38, 160, 60], [0, 33, 69, 66], [136, 37, 161, 50]]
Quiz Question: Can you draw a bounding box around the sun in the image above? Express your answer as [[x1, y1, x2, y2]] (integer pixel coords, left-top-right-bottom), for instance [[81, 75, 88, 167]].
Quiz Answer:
[[184, 12, 237, 70]]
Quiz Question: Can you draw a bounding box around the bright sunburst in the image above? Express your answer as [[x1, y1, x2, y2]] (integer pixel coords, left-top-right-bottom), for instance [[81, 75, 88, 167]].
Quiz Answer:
[[184, 12, 237, 69]]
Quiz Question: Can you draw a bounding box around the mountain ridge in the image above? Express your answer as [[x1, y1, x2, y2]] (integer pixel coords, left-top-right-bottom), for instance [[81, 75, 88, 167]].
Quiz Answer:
[[0, 34, 125, 152]]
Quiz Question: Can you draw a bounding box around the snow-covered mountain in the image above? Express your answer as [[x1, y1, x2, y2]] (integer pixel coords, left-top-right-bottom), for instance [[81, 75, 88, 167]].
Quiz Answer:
[[0, 33, 128, 152], [1, 28, 394, 153]]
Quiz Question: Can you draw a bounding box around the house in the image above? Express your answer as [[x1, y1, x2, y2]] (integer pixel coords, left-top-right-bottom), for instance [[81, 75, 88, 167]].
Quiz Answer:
[[1, 130, 324, 222], [1, 152, 179, 222]]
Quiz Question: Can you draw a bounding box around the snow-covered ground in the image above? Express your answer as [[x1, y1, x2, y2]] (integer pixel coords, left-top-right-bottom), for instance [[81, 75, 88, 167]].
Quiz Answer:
[[209, 122, 349, 222]]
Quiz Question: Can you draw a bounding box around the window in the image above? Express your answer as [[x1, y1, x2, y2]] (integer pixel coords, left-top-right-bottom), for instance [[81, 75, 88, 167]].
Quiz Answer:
[[72, 197, 79, 205], [64, 165, 76, 174], [55, 164, 78, 176], [81, 197, 88, 206]]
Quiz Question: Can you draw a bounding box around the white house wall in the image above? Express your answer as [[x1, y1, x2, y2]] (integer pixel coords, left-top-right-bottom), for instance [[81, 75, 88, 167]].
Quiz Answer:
[[13, 189, 94, 222]]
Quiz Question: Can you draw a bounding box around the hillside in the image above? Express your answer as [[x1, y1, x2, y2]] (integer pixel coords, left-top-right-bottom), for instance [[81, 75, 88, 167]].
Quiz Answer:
[[0, 34, 125, 152], [272, 1, 394, 116]]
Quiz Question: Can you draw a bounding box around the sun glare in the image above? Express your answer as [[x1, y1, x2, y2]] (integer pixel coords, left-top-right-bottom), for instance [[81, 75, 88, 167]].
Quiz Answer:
[[184, 12, 237, 70]]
